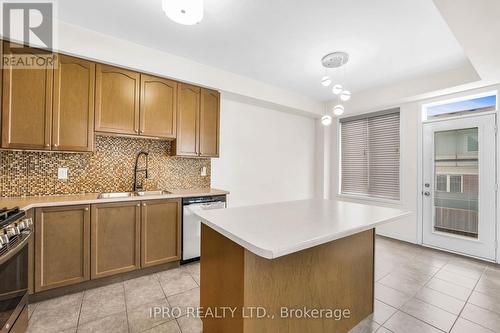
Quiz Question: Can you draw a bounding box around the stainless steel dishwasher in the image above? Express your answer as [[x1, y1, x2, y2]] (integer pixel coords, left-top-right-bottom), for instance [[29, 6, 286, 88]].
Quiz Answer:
[[181, 195, 226, 264]]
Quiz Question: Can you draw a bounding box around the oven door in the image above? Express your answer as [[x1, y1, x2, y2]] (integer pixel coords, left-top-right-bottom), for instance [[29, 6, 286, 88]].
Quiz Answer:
[[0, 231, 31, 332]]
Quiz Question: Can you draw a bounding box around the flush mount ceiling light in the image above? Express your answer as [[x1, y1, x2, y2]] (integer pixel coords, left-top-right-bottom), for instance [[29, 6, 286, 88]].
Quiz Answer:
[[321, 51, 349, 69], [320, 51, 352, 125], [162, 0, 204, 25]]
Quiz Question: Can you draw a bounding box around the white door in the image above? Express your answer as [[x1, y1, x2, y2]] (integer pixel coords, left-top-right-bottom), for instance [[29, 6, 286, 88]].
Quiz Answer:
[[423, 114, 496, 260]]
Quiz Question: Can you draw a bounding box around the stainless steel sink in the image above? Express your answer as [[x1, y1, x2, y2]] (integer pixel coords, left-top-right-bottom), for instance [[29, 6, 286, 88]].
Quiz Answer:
[[135, 190, 171, 196], [98, 192, 135, 199], [98, 190, 172, 199]]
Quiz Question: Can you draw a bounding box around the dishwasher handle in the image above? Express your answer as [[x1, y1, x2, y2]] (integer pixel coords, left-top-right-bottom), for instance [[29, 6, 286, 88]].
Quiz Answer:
[[199, 202, 226, 209]]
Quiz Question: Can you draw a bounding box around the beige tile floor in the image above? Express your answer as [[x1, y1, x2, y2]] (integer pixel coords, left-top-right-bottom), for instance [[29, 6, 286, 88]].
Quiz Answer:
[[27, 264, 202, 333], [27, 236, 500, 333], [351, 236, 500, 333]]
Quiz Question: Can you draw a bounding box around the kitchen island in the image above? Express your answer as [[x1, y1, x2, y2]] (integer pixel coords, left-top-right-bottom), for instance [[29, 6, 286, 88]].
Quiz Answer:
[[195, 199, 410, 333]]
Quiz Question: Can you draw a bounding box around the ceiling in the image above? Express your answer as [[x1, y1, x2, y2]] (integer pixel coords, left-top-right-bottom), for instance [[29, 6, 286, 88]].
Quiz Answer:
[[55, 0, 469, 102]]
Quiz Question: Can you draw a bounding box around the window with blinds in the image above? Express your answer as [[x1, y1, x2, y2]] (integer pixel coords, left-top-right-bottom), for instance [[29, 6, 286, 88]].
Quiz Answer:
[[340, 109, 400, 200]]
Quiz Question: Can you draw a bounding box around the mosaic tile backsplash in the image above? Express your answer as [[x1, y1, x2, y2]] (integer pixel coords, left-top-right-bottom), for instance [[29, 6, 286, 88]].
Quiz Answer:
[[0, 136, 211, 197]]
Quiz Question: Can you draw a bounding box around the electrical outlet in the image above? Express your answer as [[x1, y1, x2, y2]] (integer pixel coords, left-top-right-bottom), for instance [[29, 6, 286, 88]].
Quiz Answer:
[[200, 166, 207, 177], [58, 167, 68, 180]]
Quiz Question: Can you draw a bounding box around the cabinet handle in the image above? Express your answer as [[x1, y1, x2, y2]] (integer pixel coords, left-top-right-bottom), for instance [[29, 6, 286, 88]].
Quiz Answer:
[[45, 144, 50, 147], [84, 207, 89, 211], [53, 144, 59, 147], [143, 203, 146, 206], [136, 203, 140, 207]]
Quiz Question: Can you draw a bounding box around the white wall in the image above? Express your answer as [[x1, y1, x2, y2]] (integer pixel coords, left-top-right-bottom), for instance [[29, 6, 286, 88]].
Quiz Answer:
[[212, 97, 316, 207]]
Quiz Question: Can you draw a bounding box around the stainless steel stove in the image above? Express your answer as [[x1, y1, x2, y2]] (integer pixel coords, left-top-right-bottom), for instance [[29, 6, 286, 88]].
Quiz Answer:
[[0, 207, 33, 333]]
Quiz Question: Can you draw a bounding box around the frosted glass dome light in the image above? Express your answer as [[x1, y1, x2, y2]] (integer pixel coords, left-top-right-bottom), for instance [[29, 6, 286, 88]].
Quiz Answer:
[[332, 84, 343, 95], [333, 105, 345, 116], [162, 0, 204, 25], [321, 76, 332, 87], [340, 90, 351, 101], [321, 115, 332, 126]]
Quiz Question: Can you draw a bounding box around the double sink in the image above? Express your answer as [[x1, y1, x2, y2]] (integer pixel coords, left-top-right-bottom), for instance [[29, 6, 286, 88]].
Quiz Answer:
[[98, 190, 172, 199]]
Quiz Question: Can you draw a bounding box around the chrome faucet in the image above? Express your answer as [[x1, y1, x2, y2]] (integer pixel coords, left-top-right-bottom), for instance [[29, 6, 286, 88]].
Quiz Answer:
[[133, 151, 149, 192]]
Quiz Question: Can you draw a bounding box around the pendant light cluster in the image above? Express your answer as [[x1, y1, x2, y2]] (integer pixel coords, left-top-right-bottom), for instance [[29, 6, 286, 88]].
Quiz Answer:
[[320, 52, 351, 126]]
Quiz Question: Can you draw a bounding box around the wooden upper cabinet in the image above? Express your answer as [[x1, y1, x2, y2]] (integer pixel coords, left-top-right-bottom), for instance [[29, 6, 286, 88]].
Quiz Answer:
[[0, 40, 220, 153], [175, 84, 220, 157], [95, 64, 140, 135], [35, 205, 90, 292], [52, 55, 95, 152], [91, 202, 141, 279], [199, 88, 220, 157], [176, 83, 200, 156], [141, 199, 181, 268], [1, 42, 53, 150], [140, 74, 177, 138]]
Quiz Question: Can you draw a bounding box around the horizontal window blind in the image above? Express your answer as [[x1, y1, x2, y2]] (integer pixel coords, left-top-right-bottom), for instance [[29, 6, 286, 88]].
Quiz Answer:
[[340, 109, 400, 200]]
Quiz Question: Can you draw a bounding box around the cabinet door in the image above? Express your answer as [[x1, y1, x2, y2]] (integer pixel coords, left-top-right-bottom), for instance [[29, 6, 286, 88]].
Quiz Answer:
[[176, 84, 200, 156], [141, 199, 181, 268], [199, 88, 220, 157], [95, 64, 140, 135], [35, 205, 90, 292], [91, 202, 141, 279], [52, 55, 95, 151], [140, 74, 177, 138], [1, 42, 53, 150]]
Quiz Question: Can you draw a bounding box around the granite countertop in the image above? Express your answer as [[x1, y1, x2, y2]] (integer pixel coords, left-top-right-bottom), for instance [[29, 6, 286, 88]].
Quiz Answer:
[[195, 199, 411, 259], [0, 188, 229, 211]]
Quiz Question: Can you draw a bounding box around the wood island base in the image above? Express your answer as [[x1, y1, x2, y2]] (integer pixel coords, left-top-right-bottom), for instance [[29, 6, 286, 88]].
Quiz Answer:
[[200, 224, 375, 333]]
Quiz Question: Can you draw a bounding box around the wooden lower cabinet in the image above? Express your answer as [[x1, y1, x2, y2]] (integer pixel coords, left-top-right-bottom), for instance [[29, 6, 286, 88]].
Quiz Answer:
[[32, 199, 181, 292], [91, 202, 141, 279], [35, 205, 90, 292], [141, 199, 181, 267]]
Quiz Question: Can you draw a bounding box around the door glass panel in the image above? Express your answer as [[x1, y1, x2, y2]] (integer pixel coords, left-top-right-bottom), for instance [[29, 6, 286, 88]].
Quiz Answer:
[[434, 128, 478, 238]]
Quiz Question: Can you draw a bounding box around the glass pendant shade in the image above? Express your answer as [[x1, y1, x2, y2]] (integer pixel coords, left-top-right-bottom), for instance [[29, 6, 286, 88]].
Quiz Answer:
[[321, 76, 332, 87], [321, 115, 332, 126], [332, 84, 343, 95], [162, 0, 204, 25], [333, 105, 344, 116], [340, 90, 351, 101]]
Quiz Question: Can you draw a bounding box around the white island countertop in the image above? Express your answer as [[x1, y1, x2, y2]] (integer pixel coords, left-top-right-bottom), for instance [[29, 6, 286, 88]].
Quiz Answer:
[[195, 199, 411, 259]]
